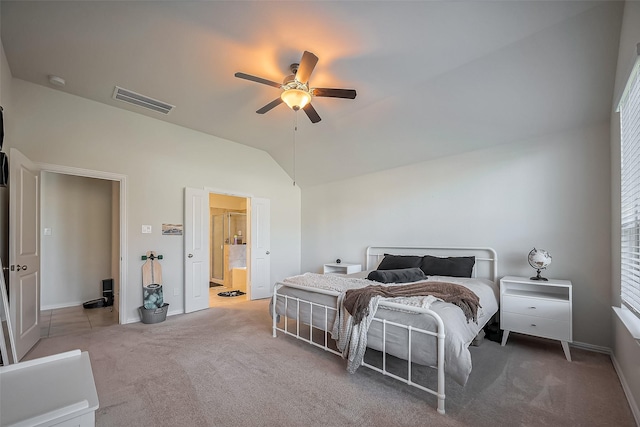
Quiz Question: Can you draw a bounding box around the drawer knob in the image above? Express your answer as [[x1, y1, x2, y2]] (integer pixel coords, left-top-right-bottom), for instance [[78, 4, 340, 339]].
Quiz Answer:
[[528, 306, 536, 309]]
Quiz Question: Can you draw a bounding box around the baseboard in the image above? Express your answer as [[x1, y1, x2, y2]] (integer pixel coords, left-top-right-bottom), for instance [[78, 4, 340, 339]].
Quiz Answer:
[[570, 341, 611, 354], [568, 340, 640, 423], [611, 353, 640, 426], [167, 309, 183, 317], [41, 301, 84, 311], [124, 316, 138, 324]]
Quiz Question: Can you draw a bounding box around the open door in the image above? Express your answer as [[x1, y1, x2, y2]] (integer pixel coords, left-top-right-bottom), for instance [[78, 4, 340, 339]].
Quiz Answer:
[[250, 197, 271, 300], [0, 257, 17, 364], [184, 187, 210, 313], [8, 148, 41, 361]]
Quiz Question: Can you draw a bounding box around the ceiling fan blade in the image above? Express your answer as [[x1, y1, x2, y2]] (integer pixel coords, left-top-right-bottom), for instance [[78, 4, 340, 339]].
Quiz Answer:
[[295, 51, 318, 84], [235, 72, 282, 89], [302, 103, 321, 123], [256, 98, 284, 114], [312, 88, 357, 99]]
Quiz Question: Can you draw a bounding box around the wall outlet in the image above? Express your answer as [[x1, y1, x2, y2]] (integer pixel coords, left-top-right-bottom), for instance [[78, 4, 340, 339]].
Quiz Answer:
[[43, 228, 52, 236], [173, 287, 179, 296], [142, 225, 152, 234]]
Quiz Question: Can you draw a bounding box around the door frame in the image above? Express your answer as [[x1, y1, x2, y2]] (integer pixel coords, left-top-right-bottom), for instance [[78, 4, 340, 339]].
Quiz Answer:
[[37, 162, 127, 325], [204, 187, 252, 300]]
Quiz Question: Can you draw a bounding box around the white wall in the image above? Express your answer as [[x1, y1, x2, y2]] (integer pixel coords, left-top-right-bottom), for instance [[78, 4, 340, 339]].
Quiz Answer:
[[302, 123, 612, 348], [610, 0, 640, 421], [5, 77, 301, 323], [0, 40, 12, 269], [0, 38, 9, 323], [0, 37, 10, 111], [41, 172, 113, 309]]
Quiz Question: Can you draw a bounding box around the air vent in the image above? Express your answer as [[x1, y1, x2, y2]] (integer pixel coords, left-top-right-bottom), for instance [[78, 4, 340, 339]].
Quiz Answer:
[[112, 86, 174, 115]]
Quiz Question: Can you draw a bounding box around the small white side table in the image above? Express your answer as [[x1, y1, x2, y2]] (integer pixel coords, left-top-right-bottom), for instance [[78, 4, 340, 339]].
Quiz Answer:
[[323, 263, 362, 275], [500, 275, 573, 361]]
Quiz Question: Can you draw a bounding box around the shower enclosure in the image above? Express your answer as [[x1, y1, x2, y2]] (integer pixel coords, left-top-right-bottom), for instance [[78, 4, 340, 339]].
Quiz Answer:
[[211, 211, 247, 283]]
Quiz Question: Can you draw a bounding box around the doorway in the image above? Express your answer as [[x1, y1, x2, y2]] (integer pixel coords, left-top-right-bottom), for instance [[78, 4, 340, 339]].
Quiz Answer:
[[209, 193, 248, 306], [184, 188, 270, 313], [6, 150, 127, 361], [38, 164, 127, 325]]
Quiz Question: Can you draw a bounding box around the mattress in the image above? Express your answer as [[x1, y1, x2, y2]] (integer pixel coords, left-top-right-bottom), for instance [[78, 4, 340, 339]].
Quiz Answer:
[[273, 273, 499, 385]]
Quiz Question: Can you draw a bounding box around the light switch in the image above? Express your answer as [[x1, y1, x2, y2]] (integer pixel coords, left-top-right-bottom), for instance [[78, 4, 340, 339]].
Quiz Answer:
[[142, 225, 152, 234], [43, 228, 52, 236]]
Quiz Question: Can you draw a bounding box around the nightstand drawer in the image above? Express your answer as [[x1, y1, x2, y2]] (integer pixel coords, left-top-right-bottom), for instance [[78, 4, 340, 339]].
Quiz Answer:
[[502, 295, 570, 321], [502, 312, 571, 342]]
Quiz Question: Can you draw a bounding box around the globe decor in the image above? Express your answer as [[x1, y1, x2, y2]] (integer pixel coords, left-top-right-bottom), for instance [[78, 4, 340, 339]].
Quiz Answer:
[[528, 248, 552, 281]]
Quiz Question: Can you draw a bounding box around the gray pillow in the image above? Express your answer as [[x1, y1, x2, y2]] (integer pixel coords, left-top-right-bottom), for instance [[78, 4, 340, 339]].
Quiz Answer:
[[420, 255, 475, 278], [367, 267, 427, 284], [377, 254, 423, 270]]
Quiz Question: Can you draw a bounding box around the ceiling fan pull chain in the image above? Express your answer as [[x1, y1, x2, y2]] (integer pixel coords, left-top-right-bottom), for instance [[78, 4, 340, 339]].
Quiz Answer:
[[293, 112, 298, 186]]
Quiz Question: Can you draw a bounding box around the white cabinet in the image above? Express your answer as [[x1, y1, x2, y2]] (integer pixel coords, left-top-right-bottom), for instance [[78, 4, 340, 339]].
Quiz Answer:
[[323, 263, 362, 275], [0, 350, 99, 426], [500, 276, 572, 361]]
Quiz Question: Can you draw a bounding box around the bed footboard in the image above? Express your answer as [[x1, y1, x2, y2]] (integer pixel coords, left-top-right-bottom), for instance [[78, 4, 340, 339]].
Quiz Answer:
[[272, 282, 446, 415], [272, 282, 342, 357]]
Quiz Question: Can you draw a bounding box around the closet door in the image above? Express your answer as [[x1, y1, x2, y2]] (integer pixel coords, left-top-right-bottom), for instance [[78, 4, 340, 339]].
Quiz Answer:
[[184, 187, 210, 313], [250, 197, 271, 300]]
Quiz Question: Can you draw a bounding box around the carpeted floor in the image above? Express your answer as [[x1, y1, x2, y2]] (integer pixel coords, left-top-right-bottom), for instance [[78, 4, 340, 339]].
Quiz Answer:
[[23, 299, 636, 427]]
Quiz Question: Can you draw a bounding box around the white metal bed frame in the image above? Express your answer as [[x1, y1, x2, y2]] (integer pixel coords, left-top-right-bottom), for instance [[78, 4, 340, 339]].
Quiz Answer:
[[272, 246, 498, 415]]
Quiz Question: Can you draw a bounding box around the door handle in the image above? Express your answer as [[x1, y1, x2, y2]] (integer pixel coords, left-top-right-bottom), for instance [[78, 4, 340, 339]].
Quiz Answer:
[[16, 265, 27, 271], [188, 254, 194, 258]]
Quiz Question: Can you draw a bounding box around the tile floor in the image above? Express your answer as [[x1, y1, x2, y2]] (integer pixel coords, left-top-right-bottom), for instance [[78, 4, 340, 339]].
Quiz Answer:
[[40, 305, 118, 338], [38, 286, 247, 338]]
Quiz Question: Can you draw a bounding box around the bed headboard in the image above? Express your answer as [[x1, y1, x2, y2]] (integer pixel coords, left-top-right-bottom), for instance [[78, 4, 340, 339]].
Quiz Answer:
[[365, 246, 498, 283]]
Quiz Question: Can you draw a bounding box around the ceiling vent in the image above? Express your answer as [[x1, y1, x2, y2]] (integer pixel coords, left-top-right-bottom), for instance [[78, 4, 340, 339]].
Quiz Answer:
[[112, 86, 174, 115]]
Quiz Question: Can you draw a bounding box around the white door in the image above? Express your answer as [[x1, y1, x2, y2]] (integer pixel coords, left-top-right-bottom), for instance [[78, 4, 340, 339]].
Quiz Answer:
[[184, 187, 210, 313], [8, 148, 41, 361], [0, 257, 17, 363], [250, 197, 271, 300]]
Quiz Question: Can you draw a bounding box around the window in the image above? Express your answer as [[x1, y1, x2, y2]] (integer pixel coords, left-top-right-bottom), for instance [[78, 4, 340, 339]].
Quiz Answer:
[[619, 51, 640, 319]]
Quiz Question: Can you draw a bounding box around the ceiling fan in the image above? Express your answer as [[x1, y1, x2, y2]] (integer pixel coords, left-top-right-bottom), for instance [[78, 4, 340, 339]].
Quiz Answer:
[[234, 51, 357, 123]]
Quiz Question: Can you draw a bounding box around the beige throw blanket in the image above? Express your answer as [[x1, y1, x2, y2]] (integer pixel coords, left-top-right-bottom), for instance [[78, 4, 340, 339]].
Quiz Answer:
[[344, 281, 481, 325], [331, 292, 381, 374]]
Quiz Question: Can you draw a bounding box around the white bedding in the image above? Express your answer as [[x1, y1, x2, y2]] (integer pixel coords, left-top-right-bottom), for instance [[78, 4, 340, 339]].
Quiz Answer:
[[276, 272, 499, 385]]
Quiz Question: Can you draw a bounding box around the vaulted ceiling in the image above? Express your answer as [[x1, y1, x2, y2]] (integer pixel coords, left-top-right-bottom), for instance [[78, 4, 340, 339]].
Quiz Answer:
[[0, 1, 623, 187]]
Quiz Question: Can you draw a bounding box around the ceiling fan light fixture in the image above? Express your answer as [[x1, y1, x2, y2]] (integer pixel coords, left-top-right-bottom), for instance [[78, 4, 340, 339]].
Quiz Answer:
[[281, 89, 311, 111], [235, 50, 354, 122]]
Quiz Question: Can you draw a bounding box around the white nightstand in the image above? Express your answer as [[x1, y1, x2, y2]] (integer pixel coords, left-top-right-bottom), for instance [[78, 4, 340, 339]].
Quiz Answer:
[[500, 275, 573, 361], [323, 263, 362, 275]]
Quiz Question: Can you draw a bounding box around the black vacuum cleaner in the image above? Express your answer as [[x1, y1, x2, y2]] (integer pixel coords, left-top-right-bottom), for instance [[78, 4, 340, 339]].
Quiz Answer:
[[83, 278, 114, 309]]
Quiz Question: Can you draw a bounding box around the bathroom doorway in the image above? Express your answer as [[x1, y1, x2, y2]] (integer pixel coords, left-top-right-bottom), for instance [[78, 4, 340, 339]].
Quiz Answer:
[[209, 193, 248, 306]]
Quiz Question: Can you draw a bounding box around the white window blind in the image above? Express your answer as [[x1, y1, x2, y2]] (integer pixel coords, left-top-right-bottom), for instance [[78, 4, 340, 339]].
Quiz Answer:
[[620, 50, 640, 319]]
